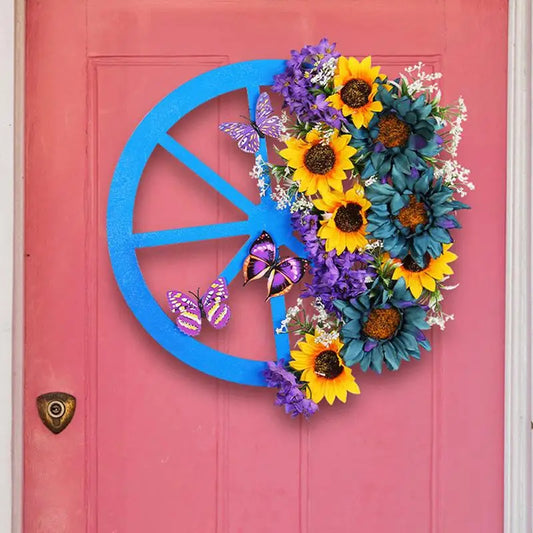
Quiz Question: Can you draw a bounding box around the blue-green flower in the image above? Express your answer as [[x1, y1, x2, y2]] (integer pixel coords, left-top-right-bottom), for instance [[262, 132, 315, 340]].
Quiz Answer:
[[334, 278, 430, 373], [349, 84, 442, 180], [365, 168, 469, 263]]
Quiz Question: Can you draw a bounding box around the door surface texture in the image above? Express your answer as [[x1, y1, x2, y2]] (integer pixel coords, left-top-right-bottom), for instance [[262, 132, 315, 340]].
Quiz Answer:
[[24, 1, 507, 532]]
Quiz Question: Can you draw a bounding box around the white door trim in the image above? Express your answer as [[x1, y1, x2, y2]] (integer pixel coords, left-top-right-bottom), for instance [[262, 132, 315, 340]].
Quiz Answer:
[[0, 0, 15, 528], [2, 1, 531, 532], [505, 1, 532, 532], [4, 0, 25, 530], [0, 0, 24, 530]]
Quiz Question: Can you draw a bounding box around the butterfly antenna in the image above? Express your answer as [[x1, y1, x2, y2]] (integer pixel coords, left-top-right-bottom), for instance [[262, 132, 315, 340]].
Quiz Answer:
[[187, 289, 201, 303]]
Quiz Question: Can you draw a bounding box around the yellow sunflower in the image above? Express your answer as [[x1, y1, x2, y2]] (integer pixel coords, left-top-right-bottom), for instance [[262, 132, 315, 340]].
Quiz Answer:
[[279, 129, 356, 196], [389, 244, 458, 298], [290, 333, 360, 405], [327, 56, 384, 129], [313, 183, 371, 254]]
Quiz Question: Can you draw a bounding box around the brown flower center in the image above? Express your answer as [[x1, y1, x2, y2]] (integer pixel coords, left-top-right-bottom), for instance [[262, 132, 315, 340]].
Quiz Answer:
[[314, 350, 344, 379], [334, 203, 364, 233], [375, 114, 410, 148], [397, 195, 428, 231], [304, 144, 336, 175], [362, 308, 402, 340], [402, 253, 430, 272], [340, 78, 372, 109]]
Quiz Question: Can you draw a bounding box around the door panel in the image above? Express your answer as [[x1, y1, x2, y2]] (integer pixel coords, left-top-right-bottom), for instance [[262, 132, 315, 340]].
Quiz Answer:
[[25, 1, 507, 531]]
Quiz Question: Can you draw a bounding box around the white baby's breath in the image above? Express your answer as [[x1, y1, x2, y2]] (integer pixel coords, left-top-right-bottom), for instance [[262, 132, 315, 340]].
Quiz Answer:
[[447, 96, 468, 158], [270, 184, 292, 210], [434, 159, 474, 198], [276, 298, 304, 334], [314, 327, 340, 348], [363, 176, 378, 186], [249, 155, 269, 197], [310, 56, 338, 87], [427, 311, 455, 331], [401, 62, 443, 98], [290, 192, 314, 214]]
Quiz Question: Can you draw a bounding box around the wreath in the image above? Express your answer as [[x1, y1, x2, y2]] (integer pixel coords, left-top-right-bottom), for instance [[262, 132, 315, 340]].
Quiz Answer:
[[167, 38, 472, 418]]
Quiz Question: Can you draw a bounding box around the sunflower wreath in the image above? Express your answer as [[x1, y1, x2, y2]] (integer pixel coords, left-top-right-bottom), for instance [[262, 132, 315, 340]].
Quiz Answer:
[[220, 38, 472, 419]]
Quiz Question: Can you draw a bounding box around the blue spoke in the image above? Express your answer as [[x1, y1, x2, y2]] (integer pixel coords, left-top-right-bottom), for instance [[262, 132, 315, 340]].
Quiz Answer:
[[285, 233, 307, 258], [159, 134, 256, 215], [219, 235, 255, 284], [246, 86, 272, 188], [246, 85, 261, 119], [132, 220, 251, 249], [270, 296, 290, 361]]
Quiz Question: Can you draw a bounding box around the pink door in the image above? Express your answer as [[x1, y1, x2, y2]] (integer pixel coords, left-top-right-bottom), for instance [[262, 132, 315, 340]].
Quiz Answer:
[[24, 1, 507, 531]]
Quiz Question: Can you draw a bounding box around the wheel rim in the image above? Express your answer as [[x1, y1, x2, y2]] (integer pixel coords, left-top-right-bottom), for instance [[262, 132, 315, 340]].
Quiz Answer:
[[107, 59, 308, 386]]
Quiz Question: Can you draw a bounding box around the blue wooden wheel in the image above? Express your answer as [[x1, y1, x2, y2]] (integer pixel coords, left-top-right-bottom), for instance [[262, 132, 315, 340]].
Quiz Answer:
[[107, 60, 307, 386]]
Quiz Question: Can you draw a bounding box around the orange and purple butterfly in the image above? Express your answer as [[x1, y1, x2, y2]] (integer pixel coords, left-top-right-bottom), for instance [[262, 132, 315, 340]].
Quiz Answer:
[[243, 231, 308, 300], [219, 92, 283, 153], [167, 277, 230, 337]]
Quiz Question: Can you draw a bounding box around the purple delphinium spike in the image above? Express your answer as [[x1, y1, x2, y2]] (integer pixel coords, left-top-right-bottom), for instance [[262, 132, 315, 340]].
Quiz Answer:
[[291, 213, 375, 315], [272, 38, 342, 127], [264, 361, 318, 419]]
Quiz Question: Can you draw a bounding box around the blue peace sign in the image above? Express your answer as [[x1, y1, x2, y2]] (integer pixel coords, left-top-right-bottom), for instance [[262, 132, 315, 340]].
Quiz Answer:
[[107, 60, 307, 386]]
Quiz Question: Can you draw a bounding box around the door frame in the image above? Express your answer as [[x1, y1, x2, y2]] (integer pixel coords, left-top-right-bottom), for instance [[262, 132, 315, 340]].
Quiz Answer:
[[1, 0, 24, 531], [2, 0, 531, 531], [505, 1, 532, 531]]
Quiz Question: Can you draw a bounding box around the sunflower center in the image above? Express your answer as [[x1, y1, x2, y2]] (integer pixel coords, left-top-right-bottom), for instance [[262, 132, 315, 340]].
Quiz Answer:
[[397, 195, 428, 231], [314, 350, 344, 379], [334, 203, 364, 233], [402, 253, 430, 272], [362, 308, 402, 340], [375, 114, 410, 148], [340, 78, 372, 109], [304, 144, 336, 175]]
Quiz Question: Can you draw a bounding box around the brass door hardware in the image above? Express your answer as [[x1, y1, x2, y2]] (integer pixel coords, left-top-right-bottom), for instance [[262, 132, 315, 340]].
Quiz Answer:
[[36, 392, 76, 434]]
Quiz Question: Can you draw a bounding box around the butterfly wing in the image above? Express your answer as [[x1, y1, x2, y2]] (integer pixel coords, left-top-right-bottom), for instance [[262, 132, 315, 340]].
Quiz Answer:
[[255, 92, 283, 140], [201, 277, 231, 330], [219, 122, 249, 140], [257, 116, 283, 140], [219, 122, 259, 153], [202, 277, 229, 306], [243, 231, 277, 285], [255, 92, 274, 123], [167, 291, 202, 336], [237, 128, 260, 153], [266, 257, 309, 300]]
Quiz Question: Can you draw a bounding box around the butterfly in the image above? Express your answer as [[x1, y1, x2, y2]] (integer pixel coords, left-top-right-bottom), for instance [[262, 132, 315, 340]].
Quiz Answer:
[[243, 231, 309, 300], [167, 277, 231, 337], [219, 92, 283, 153]]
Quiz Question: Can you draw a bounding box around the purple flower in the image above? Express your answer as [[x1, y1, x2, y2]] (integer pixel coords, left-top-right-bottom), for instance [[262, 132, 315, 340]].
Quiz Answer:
[[264, 361, 318, 419], [291, 213, 375, 315], [264, 359, 298, 388], [272, 38, 342, 126]]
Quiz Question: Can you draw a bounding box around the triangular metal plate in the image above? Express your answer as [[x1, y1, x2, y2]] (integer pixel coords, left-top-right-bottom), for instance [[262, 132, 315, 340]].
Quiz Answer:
[[36, 392, 76, 434]]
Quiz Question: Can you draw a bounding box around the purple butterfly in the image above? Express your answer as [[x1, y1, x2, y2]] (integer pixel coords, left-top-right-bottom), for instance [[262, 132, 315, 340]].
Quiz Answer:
[[167, 277, 231, 337], [243, 231, 309, 300], [219, 92, 283, 153]]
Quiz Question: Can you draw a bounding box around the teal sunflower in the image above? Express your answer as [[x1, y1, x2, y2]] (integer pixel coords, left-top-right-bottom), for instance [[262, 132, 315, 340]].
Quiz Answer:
[[349, 83, 443, 180], [334, 278, 430, 373], [365, 168, 469, 264]]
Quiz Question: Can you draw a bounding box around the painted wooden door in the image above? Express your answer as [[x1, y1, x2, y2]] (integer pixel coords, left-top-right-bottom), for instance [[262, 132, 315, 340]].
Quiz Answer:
[[24, 1, 507, 531]]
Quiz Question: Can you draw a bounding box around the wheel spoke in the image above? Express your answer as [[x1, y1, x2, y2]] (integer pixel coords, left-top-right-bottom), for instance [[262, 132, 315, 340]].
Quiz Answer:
[[246, 86, 271, 187], [269, 296, 290, 362], [282, 233, 307, 258], [132, 220, 251, 248], [218, 234, 255, 284], [246, 85, 262, 121], [159, 133, 256, 215]]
